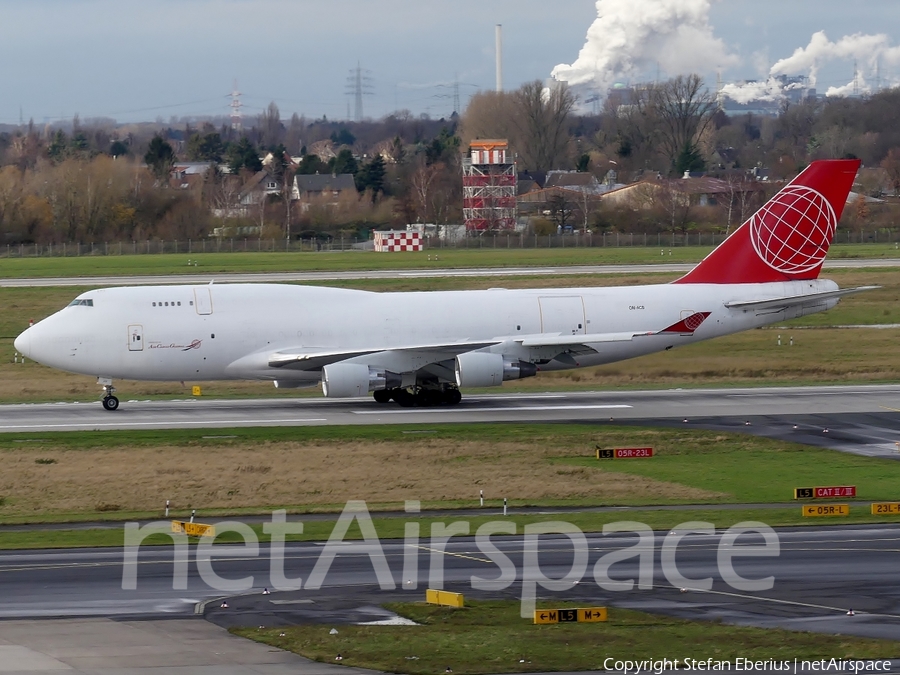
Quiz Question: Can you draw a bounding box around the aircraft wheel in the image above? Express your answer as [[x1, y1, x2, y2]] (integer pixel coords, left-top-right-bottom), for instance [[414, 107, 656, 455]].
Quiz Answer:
[[446, 389, 462, 406], [373, 389, 392, 404], [102, 395, 119, 411], [392, 389, 416, 408], [416, 390, 441, 407]]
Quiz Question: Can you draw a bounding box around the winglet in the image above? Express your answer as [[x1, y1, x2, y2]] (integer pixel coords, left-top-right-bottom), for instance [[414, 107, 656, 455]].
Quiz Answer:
[[674, 159, 860, 284]]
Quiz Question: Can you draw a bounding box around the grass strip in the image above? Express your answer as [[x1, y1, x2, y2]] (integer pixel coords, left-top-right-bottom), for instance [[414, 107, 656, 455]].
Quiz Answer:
[[4, 424, 900, 525], [0, 243, 896, 278], [234, 600, 898, 674]]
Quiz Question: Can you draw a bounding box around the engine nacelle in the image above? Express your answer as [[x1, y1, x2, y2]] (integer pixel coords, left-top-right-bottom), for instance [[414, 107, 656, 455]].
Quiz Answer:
[[321, 363, 401, 398], [454, 352, 537, 388]]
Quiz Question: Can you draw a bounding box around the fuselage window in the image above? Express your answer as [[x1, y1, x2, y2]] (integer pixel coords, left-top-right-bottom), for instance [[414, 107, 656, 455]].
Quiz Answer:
[[177, 301, 181, 306], [164, 302, 169, 306], [152, 302, 156, 307]]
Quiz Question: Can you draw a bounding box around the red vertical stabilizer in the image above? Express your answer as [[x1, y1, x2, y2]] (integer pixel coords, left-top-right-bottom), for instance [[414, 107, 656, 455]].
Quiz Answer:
[[674, 159, 860, 284]]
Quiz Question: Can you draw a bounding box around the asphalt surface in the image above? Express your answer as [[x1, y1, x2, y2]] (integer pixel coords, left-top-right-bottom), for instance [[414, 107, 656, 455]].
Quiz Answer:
[[2, 385, 899, 457], [4, 526, 900, 644], [3, 384, 900, 668], [2, 257, 899, 287]]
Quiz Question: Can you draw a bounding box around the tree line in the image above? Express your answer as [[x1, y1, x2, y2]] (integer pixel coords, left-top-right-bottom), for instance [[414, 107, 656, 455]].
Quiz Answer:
[[1, 76, 899, 246]]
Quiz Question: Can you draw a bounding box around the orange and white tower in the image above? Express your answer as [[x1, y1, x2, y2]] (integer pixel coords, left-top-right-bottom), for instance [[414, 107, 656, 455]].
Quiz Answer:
[[462, 140, 517, 233]]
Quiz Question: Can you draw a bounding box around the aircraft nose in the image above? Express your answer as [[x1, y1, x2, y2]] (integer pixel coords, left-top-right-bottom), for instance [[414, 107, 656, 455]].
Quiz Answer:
[[14, 329, 30, 358]]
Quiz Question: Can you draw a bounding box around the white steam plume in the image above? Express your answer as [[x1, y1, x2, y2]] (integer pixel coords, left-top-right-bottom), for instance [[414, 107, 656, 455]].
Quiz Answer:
[[724, 31, 900, 102], [552, 0, 738, 91]]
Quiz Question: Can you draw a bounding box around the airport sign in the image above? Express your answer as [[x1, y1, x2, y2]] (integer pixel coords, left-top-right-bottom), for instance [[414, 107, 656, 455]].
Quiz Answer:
[[596, 447, 653, 459], [802, 504, 850, 517], [793, 485, 856, 499], [533, 607, 607, 624], [170, 520, 216, 537], [871, 503, 900, 515]]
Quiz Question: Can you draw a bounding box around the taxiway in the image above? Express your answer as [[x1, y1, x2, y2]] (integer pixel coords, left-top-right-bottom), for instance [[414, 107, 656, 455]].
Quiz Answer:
[[2, 257, 898, 287]]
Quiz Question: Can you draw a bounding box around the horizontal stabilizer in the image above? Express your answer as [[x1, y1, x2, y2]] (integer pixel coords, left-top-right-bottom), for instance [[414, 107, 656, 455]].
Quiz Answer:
[[724, 286, 879, 311]]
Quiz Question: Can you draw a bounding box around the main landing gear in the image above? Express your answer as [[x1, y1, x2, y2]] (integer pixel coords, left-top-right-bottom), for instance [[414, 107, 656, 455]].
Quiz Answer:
[[373, 386, 462, 407], [99, 380, 119, 411]]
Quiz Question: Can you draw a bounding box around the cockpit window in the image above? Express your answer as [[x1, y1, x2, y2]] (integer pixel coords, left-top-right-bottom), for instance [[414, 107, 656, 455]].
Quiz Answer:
[[67, 299, 94, 307]]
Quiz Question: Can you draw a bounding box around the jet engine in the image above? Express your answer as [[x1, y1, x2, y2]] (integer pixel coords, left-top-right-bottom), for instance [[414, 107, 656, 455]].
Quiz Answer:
[[321, 363, 402, 398], [454, 352, 537, 388]]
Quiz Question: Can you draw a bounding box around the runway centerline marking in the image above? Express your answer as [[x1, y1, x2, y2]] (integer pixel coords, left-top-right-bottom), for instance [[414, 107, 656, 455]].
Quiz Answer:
[[353, 404, 632, 415]]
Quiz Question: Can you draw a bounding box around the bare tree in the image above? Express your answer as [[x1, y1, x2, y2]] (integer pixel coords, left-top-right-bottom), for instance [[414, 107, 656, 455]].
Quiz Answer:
[[461, 81, 575, 173], [634, 75, 718, 175], [513, 80, 577, 173], [459, 90, 518, 148], [410, 160, 441, 223], [258, 101, 283, 148], [881, 149, 900, 196]]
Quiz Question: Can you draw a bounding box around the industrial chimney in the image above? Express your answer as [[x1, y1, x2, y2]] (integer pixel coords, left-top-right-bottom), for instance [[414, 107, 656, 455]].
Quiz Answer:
[[495, 24, 503, 92]]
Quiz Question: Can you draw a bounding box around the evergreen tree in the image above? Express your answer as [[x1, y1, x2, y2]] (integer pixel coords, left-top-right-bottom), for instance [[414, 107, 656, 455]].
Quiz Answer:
[[226, 137, 262, 174], [144, 134, 176, 184], [355, 154, 385, 197], [331, 148, 358, 176]]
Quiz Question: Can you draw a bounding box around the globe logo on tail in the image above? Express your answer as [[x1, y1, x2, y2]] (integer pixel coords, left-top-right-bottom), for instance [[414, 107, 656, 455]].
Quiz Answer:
[[749, 185, 837, 274]]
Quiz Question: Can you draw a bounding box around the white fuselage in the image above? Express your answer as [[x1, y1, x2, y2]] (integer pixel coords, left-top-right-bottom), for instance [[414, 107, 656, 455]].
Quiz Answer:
[[16, 279, 839, 386]]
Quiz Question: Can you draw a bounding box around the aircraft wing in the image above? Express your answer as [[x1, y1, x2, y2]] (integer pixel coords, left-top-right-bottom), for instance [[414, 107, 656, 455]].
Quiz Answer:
[[268, 341, 501, 371], [268, 312, 715, 372], [724, 286, 878, 311], [515, 312, 713, 358]]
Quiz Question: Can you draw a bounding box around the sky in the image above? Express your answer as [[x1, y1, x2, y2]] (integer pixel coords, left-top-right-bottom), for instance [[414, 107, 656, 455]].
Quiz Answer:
[[0, 0, 898, 126]]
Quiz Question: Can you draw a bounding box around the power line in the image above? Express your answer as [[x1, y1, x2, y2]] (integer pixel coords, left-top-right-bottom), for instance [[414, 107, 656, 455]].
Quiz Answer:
[[345, 62, 373, 122], [230, 79, 243, 131]]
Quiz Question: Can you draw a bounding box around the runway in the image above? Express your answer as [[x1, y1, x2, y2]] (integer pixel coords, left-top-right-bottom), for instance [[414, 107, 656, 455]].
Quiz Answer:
[[2, 526, 900, 642], [2, 385, 899, 457], [2, 257, 898, 287]]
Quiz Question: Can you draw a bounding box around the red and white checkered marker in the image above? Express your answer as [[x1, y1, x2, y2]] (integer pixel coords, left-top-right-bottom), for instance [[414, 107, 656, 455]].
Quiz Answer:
[[374, 231, 423, 252]]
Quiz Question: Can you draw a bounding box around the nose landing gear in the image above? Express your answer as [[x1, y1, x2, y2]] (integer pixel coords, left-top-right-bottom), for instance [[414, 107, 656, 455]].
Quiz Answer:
[[98, 378, 119, 411]]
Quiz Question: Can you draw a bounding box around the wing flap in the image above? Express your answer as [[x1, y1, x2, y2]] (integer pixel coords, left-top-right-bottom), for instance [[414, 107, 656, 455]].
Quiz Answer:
[[724, 286, 878, 311], [517, 332, 642, 347]]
